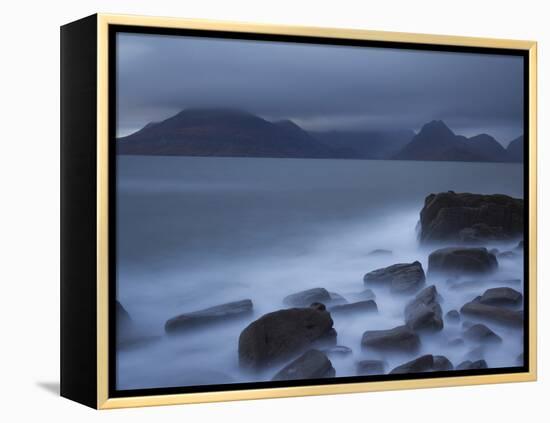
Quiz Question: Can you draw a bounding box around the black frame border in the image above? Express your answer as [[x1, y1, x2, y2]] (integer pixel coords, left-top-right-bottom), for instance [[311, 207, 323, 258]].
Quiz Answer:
[[107, 24, 530, 399]]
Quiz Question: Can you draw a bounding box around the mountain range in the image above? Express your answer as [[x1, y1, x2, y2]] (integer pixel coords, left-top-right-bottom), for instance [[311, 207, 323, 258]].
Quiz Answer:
[[117, 109, 523, 163]]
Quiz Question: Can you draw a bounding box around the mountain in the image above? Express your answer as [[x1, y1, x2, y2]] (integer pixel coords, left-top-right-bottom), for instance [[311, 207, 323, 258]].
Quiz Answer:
[[507, 135, 524, 162], [465, 134, 509, 162], [313, 129, 414, 159], [117, 108, 336, 159], [393, 120, 513, 162]]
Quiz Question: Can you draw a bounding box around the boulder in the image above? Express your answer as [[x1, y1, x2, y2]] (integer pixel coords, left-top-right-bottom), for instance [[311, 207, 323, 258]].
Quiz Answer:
[[356, 359, 386, 375], [354, 288, 376, 301], [165, 299, 253, 334], [433, 355, 454, 371], [330, 300, 378, 315], [456, 360, 488, 370], [364, 261, 426, 294], [477, 287, 523, 307], [272, 350, 335, 381], [361, 325, 420, 352], [322, 345, 353, 357], [238, 305, 336, 370], [390, 355, 434, 374], [445, 310, 460, 323], [460, 301, 523, 327], [419, 192, 523, 243], [463, 323, 502, 344], [404, 285, 443, 332], [428, 247, 498, 276], [283, 288, 332, 307]]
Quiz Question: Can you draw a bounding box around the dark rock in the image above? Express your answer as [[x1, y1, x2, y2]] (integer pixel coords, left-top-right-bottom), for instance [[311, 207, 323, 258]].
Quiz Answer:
[[390, 354, 434, 374], [465, 346, 486, 361], [463, 323, 502, 344], [445, 310, 460, 323], [433, 355, 454, 371], [328, 292, 348, 305], [460, 301, 523, 327], [361, 325, 420, 352], [315, 328, 338, 348], [310, 302, 327, 311], [354, 289, 376, 301], [238, 306, 335, 369], [419, 192, 523, 243], [489, 248, 500, 255], [404, 285, 443, 332], [272, 350, 335, 381], [356, 359, 386, 375], [456, 360, 488, 370], [165, 299, 253, 334], [367, 249, 393, 256], [428, 247, 498, 276], [322, 345, 353, 357], [283, 288, 332, 307], [477, 287, 523, 307], [330, 300, 378, 315], [462, 321, 475, 330], [364, 261, 426, 294]]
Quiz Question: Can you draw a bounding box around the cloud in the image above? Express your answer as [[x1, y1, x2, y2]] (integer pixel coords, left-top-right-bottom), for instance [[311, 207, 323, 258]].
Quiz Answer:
[[116, 32, 524, 143]]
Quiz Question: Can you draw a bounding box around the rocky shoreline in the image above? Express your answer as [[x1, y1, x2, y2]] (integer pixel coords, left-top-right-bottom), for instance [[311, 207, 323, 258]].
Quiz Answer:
[[118, 191, 525, 382]]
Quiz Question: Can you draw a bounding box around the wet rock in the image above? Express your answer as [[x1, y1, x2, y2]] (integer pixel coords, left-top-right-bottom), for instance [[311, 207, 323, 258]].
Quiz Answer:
[[354, 288, 376, 301], [322, 345, 353, 357], [283, 288, 332, 307], [433, 355, 454, 371], [328, 292, 348, 305], [477, 287, 523, 307], [404, 285, 443, 332], [239, 305, 336, 369], [489, 248, 500, 256], [428, 247, 498, 276], [367, 249, 392, 256], [165, 299, 253, 334], [419, 192, 523, 243], [272, 350, 335, 381], [460, 301, 523, 327], [463, 323, 502, 344], [361, 325, 420, 352], [330, 300, 378, 315], [456, 360, 488, 370], [445, 310, 460, 323], [390, 354, 434, 374], [356, 359, 386, 375], [465, 346, 486, 361], [364, 261, 426, 294]]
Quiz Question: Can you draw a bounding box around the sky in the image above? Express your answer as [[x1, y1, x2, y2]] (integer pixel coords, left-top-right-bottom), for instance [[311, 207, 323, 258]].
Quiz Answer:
[[116, 32, 524, 145]]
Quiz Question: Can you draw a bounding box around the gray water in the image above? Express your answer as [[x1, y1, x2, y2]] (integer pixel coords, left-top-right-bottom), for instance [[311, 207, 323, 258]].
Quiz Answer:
[[116, 156, 524, 390]]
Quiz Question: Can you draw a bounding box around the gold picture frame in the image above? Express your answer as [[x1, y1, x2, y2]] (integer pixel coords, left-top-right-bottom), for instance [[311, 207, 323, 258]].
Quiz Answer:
[[60, 13, 537, 409]]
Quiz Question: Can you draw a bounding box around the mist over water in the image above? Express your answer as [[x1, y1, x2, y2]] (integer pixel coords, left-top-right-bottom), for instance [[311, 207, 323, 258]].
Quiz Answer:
[[116, 156, 524, 390]]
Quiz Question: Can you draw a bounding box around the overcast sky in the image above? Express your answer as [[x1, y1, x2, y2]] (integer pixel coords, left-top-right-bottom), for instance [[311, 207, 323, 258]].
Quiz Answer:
[[116, 32, 524, 145]]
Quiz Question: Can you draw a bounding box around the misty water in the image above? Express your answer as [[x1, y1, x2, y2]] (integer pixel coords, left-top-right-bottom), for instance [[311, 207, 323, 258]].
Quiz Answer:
[[116, 156, 524, 390]]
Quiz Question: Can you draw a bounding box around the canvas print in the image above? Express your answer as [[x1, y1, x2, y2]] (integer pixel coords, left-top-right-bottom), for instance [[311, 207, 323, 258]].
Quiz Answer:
[[114, 31, 526, 392]]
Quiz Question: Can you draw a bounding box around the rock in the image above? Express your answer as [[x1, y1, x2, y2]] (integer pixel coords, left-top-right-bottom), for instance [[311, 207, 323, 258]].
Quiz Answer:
[[462, 321, 475, 330], [238, 305, 336, 369], [433, 355, 454, 371], [330, 300, 378, 315], [165, 299, 253, 334], [498, 251, 518, 260], [448, 338, 465, 347], [445, 310, 460, 323], [489, 248, 500, 256], [477, 287, 523, 307], [456, 360, 488, 370], [272, 350, 335, 381], [362, 325, 420, 352], [354, 289, 376, 300], [390, 355, 434, 374], [516, 240, 524, 250], [283, 288, 332, 307], [460, 301, 523, 327], [465, 346, 486, 361], [364, 261, 426, 294], [404, 285, 443, 332], [463, 323, 502, 344], [328, 292, 348, 305], [367, 249, 392, 256], [322, 345, 353, 357], [428, 247, 498, 276], [356, 359, 386, 375], [419, 192, 523, 243]]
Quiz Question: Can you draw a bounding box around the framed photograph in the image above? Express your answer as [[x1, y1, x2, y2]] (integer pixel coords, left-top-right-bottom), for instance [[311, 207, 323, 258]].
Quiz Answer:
[[60, 14, 537, 409]]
